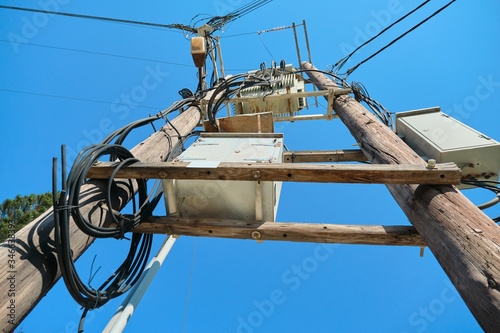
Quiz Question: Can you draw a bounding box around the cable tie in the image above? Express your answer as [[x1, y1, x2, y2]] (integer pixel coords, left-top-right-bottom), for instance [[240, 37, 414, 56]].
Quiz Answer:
[[54, 204, 79, 212], [92, 290, 102, 310], [117, 218, 125, 239]]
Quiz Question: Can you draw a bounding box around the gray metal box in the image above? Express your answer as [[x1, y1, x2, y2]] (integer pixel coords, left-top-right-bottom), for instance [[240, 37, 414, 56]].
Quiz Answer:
[[163, 133, 283, 221], [395, 107, 500, 185]]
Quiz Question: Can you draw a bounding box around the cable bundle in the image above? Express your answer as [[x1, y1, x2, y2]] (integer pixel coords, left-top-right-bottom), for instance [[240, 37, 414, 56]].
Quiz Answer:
[[51, 98, 201, 331], [461, 180, 500, 222], [350, 81, 393, 128], [53, 144, 156, 331]]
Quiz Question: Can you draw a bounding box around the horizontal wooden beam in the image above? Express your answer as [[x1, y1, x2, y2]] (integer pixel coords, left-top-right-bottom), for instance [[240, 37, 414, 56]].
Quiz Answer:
[[87, 161, 461, 185], [132, 216, 425, 247], [284, 149, 368, 163]]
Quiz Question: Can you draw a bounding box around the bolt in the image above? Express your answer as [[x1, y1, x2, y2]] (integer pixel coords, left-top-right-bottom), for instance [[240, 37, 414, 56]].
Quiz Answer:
[[488, 278, 497, 289], [252, 171, 261, 179], [251, 231, 261, 239], [159, 170, 168, 178], [426, 159, 437, 169]]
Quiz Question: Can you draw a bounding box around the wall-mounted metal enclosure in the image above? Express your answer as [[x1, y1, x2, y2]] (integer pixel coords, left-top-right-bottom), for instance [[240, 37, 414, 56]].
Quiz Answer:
[[163, 133, 283, 221], [395, 107, 500, 186]]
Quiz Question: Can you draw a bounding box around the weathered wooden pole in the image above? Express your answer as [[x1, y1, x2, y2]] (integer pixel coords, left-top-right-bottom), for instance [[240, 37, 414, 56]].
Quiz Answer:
[[0, 106, 200, 332], [301, 62, 500, 332]]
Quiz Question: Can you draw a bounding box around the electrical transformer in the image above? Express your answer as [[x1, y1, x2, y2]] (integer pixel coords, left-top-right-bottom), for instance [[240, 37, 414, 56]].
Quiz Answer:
[[232, 64, 306, 119], [163, 133, 283, 221], [395, 107, 500, 187]]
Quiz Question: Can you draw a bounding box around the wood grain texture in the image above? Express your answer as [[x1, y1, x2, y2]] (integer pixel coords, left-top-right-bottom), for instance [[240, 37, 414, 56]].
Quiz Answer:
[[133, 216, 425, 246], [283, 149, 368, 163], [302, 62, 500, 333], [0, 107, 201, 332], [87, 161, 461, 185]]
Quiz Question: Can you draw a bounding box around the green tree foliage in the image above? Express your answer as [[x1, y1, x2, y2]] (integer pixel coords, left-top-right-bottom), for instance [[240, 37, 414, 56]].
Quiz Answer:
[[0, 192, 53, 242]]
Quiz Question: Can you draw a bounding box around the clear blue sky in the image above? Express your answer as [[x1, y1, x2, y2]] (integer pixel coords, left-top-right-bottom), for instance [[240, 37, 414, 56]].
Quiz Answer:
[[1, 0, 499, 332]]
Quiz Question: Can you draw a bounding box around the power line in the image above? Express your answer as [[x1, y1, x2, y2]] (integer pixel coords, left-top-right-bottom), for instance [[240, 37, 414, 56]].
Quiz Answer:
[[0, 5, 188, 32], [221, 23, 298, 39], [0, 39, 251, 71], [0, 39, 194, 68], [221, 31, 257, 38], [0, 88, 162, 110], [332, 0, 431, 73], [346, 0, 457, 77]]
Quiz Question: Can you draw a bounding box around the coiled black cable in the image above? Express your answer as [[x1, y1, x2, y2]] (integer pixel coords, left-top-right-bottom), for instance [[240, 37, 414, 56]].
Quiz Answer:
[[52, 98, 201, 331], [53, 144, 156, 312]]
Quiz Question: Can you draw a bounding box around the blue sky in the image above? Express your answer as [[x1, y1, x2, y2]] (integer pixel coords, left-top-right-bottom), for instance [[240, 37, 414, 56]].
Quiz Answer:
[[1, 0, 499, 332]]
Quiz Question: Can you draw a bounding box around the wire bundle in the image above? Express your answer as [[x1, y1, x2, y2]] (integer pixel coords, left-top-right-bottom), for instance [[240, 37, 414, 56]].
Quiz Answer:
[[461, 180, 500, 222], [350, 81, 393, 128], [51, 98, 201, 331], [53, 144, 155, 306]]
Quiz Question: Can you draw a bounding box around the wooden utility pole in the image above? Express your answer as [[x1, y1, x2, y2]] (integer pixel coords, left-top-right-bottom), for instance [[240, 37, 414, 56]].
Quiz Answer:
[[0, 107, 200, 333], [301, 62, 500, 332]]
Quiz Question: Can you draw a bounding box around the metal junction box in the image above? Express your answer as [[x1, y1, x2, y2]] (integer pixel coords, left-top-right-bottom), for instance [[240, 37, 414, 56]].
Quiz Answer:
[[395, 107, 500, 186], [163, 133, 283, 221]]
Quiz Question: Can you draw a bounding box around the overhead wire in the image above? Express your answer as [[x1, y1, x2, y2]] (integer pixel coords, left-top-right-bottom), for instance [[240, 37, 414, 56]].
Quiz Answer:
[[331, 0, 432, 74], [0, 5, 189, 32], [345, 0, 457, 77], [258, 34, 276, 61], [205, 0, 273, 32], [0, 39, 194, 68], [0, 88, 164, 110]]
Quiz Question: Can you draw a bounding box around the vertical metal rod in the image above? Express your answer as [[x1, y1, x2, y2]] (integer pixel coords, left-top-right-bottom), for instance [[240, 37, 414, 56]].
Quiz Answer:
[[216, 36, 231, 117], [302, 20, 318, 107], [102, 236, 177, 333], [216, 36, 226, 79], [255, 181, 263, 221], [292, 22, 302, 67], [210, 42, 219, 84]]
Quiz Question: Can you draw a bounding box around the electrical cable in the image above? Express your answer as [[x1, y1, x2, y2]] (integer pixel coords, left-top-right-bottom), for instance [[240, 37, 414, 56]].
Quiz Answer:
[[331, 0, 431, 74], [258, 34, 276, 61], [345, 0, 457, 77], [295, 68, 393, 128], [0, 88, 164, 110], [461, 180, 500, 222], [204, 0, 273, 32], [52, 97, 200, 331], [0, 39, 194, 68], [351, 81, 393, 128], [0, 5, 190, 32]]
